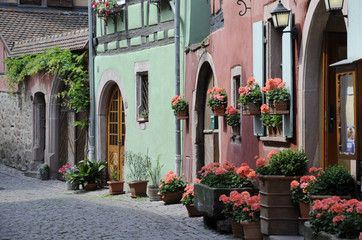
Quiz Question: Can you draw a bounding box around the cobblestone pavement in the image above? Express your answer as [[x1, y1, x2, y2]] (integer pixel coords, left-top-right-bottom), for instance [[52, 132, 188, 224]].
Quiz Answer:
[[0, 165, 235, 240]]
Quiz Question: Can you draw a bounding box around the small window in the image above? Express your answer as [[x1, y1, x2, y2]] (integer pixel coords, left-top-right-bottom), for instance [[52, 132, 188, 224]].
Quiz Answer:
[[233, 75, 241, 109], [20, 0, 41, 5], [136, 72, 149, 122]]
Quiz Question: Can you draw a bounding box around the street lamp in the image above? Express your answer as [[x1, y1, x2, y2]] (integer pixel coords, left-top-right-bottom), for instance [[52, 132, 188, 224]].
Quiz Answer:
[[324, 0, 344, 12], [270, 0, 291, 28]]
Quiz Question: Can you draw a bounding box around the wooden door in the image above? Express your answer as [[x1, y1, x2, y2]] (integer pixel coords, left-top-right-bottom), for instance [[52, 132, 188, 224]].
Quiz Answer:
[[107, 87, 125, 180], [203, 72, 219, 166], [323, 32, 347, 168]]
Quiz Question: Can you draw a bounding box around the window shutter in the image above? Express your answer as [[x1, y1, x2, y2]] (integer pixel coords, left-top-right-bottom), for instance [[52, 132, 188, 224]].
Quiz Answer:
[[252, 21, 265, 136], [282, 13, 294, 138]]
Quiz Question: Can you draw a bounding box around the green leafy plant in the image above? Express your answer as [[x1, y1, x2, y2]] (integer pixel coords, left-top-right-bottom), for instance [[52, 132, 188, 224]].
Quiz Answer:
[[256, 148, 308, 176], [181, 185, 195, 205], [72, 159, 106, 187], [159, 171, 186, 194], [238, 77, 262, 105], [262, 78, 289, 103], [125, 152, 149, 181], [290, 168, 321, 204], [3, 47, 89, 115], [219, 191, 261, 222], [225, 105, 240, 127], [198, 161, 257, 188], [37, 164, 49, 175], [309, 166, 355, 196], [207, 86, 227, 108], [140, 110, 148, 117], [260, 104, 282, 127], [171, 94, 188, 114], [146, 155, 164, 186], [111, 170, 120, 181], [309, 196, 362, 239]]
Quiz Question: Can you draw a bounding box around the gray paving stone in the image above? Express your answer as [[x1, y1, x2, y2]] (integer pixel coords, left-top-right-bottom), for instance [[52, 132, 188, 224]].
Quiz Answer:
[[0, 164, 235, 240]]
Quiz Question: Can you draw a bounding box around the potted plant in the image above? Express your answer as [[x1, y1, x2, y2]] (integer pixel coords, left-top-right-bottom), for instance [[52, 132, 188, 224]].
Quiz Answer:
[[76, 159, 106, 191], [290, 168, 321, 219], [225, 105, 240, 135], [219, 191, 263, 239], [171, 94, 188, 120], [146, 155, 163, 201], [37, 163, 49, 180], [256, 148, 308, 235], [138, 109, 148, 122], [207, 86, 227, 116], [59, 164, 79, 190], [238, 77, 262, 115], [125, 152, 149, 198], [261, 78, 290, 114], [106, 170, 125, 195], [181, 183, 203, 217], [305, 196, 362, 240], [260, 104, 283, 137], [159, 171, 186, 204], [92, 0, 117, 21], [194, 161, 258, 232]]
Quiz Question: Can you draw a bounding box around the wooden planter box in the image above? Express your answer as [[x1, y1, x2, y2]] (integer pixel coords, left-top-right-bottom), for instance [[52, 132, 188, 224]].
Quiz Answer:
[[258, 175, 299, 235], [242, 102, 261, 115], [269, 100, 290, 115], [193, 183, 258, 219]]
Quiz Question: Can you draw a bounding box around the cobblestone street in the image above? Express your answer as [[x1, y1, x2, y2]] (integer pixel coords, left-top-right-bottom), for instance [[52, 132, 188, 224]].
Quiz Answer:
[[0, 165, 234, 240]]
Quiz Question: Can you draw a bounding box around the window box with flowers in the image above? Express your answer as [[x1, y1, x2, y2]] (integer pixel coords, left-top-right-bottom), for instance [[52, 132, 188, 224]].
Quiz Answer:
[[207, 87, 227, 116], [255, 148, 308, 235], [262, 78, 290, 115], [159, 171, 186, 204], [194, 161, 258, 222], [219, 191, 263, 239], [92, 0, 124, 22], [181, 183, 203, 217], [238, 77, 262, 116], [171, 94, 188, 120], [260, 104, 283, 137], [225, 105, 240, 136]]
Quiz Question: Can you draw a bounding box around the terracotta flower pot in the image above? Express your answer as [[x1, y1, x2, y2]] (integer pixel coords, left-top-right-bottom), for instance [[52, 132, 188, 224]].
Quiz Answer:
[[127, 180, 148, 198], [176, 109, 188, 120], [231, 220, 243, 238], [213, 105, 225, 116], [241, 220, 263, 240], [161, 191, 183, 204], [85, 183, 98, 191], [185, 204, 203, 217], [242, 102, 261, 115], [107, 180, 125, 195], [299, 202, 310, 219]]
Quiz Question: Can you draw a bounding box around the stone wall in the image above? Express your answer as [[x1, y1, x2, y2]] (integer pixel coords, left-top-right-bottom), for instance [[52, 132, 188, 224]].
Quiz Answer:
[[0, 91, 33, 171]]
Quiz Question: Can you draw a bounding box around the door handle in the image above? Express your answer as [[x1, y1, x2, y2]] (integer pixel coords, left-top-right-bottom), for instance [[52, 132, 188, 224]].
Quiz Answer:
[[328, 105, 334, 132], [119, 139, 122, 145]]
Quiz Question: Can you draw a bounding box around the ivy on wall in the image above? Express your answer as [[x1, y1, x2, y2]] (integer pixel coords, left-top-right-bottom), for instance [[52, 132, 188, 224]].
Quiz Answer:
[[3, 47, 89, 114]]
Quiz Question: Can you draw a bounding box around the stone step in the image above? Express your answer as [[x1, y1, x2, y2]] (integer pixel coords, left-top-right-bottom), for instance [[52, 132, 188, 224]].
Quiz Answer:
[[265, 236, 304, 240], [23, 171, 39, 179]]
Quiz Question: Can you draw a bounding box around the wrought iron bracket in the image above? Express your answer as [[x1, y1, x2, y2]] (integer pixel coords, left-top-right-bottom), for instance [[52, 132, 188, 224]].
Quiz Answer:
[[237, 0, 251, 16]]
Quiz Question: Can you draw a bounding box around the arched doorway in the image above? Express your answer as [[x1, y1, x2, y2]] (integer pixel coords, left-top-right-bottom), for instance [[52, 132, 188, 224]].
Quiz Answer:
[[106, 86, 125, 180], [194, 62, 219, 173], [32, 92, 46, 170]]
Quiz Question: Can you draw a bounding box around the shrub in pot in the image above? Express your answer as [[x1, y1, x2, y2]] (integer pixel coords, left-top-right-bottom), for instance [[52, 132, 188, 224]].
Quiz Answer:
[[59, 164, 80, 190], [71, 159, 106, 191], [147, 155, 163, 201], [37, 163, 49, 180], [255, 148, 308, 235], [125, 151, 149, 198], [107, 170, 125, 195]]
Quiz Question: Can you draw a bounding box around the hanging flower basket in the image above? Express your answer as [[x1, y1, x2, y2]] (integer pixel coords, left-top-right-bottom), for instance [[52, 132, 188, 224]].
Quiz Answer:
[[213, 105, 225, 116], [176, 109, 188, 120], [269, 100, 290, 114], [242, 102, 261, 115]]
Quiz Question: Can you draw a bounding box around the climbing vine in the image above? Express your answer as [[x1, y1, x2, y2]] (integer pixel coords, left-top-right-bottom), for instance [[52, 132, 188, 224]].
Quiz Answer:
[[3, 47, 89, 114]]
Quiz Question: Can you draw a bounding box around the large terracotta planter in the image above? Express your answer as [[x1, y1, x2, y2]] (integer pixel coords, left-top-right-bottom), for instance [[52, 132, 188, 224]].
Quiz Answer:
[[185, 204, 203, 217], [193, 183, 258, 219], [176, 109, 188, 120], [299, 202, 310, 220], [258, 175, 299, 235], [148, 185, 161, 201], [161, 190, 183, 204], [127, 180, 148, 198], [213, 105, 225, 116], [107, 181, 125, 195], [85, 183, 98, 191], [242, 102, 261, 115], [241, 221, 263, 240], [231, 220, 243, 238]]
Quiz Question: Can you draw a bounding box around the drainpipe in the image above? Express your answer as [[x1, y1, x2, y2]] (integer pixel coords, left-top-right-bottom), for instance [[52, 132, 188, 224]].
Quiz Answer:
[[173, 0, 181, 176], [88, 0, 95, 162]]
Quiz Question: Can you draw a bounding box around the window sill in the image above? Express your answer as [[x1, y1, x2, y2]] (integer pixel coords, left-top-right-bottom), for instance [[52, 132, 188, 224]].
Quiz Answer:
[[259, 136, 288, 143]]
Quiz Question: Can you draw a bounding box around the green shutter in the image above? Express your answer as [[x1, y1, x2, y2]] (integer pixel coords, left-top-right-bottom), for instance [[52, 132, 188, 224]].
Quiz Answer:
[[253, 21, 265, 136], [282, 13, 294, 138]]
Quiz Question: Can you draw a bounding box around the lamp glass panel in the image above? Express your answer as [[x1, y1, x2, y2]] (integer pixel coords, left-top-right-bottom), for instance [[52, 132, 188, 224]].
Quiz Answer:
[[276, 12, 289, 27], [324, 0, 331, 11], [272, 15, 278, 28], [330, 0, 343, 10]]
